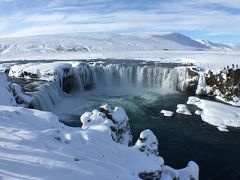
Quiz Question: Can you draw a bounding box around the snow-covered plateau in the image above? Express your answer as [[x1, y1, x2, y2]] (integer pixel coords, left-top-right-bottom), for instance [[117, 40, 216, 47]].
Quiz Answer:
[[0, 32, 240, 179]]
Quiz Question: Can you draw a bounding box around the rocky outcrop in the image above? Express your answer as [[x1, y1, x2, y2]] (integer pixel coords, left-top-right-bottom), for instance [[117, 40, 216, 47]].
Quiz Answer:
[[80, 104, 132, 146], [176, 66, 199, 93], [135, 129, 159, 156], [160, 161, 199, 180], [135, 129, 162, 179], [196, 66, 240, 105]]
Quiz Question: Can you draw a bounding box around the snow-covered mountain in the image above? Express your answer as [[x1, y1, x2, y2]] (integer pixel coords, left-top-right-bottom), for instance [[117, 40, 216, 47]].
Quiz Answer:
[[0, 33, 210, 55], [196, 40, 236, 51]]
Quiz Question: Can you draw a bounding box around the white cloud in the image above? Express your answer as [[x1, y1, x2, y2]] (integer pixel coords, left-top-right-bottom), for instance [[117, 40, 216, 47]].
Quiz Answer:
[[1, 0, 240, 39], [24, 13, 65, 22]]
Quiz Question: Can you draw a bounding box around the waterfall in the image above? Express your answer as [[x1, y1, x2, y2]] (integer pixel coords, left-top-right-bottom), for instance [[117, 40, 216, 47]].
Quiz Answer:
[[73, 62, 95, 91], [92, 64, 179, 92], [30, 62, 188, 110], [30, 81, 63, 111]]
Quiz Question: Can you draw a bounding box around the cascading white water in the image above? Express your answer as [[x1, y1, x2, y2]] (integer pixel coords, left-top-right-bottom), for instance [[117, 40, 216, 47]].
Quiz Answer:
[[73, 62, 95, 91], [92, 64, 179, 92], [31, 81, 64, 111], [31, 62, 187, 111]]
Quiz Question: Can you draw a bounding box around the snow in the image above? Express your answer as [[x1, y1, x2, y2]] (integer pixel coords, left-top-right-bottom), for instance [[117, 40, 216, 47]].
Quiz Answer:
[[8, 62, 73, 82], [0, 105, 162, 179], [0, 72, 16, 106], [134, 129, 159, 156], [0, 90, 200, 180], [80, 110, 113, 129], [196, 39, 235, 51], [0, 33, 239, 72], [2, 32, 239, 179], [187, 96, 240, 132], [176, 104, 192, 115], [0, 33, 208, 56], [160, 161, 199, 180], [195, 110, 202, 115], [216, 95, 240, 107], [161, 110, 174, 117]]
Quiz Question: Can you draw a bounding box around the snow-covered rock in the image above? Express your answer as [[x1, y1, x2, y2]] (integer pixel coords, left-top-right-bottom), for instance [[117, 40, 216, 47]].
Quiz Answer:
[[176, 66, 199, 92], [176, 104, 192, 115], [161, 161, 199, 180], [187, 96, 240, 132], [161, 110, 174, 117], [134, 129, 159, 156], [8, 62, 73, 82], [81, 104, 132, 146], [196, 67, 240, 106], [134, 129, 163, 179]]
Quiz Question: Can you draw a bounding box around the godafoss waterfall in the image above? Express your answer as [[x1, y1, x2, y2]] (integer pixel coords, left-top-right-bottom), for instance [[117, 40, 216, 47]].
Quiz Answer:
[[3, 59, 240, 179]]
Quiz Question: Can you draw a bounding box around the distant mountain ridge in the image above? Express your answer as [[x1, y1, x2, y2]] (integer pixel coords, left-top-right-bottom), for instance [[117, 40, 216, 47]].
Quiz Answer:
[[0, 33, 237, 55], [196, 39, 237, 51]]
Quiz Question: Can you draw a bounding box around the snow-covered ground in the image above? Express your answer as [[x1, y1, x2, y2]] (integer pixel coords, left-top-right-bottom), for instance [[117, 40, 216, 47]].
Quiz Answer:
[[0, 32, 239, 71], [0, 32, 209, 55]]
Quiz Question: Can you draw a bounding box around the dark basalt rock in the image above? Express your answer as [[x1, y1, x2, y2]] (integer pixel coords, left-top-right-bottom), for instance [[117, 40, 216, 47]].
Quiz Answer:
[[99, 104, 132, 146], [139, 171, 161, 180], [204, 67, 240, 101], [19, 71, 39, 79], [185, 67, 199, 94], [62, 74, 74, 93]]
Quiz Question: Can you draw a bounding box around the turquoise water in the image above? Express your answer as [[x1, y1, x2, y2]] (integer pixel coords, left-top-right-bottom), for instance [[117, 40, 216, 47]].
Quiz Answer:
[[60, 91, 240, 180]]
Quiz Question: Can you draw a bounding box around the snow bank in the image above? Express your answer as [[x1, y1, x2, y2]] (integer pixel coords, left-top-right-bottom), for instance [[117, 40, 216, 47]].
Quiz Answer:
[[187, 96, 240, 132]]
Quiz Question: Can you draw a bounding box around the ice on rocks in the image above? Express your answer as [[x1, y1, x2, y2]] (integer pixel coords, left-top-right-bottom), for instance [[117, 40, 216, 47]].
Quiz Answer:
[[161, 110, 174, 117], [176, 104, 192, 115]]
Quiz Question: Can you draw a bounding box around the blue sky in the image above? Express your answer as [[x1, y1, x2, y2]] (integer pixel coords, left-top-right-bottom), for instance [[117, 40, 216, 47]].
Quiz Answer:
[[0, 0, 240, 42]]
